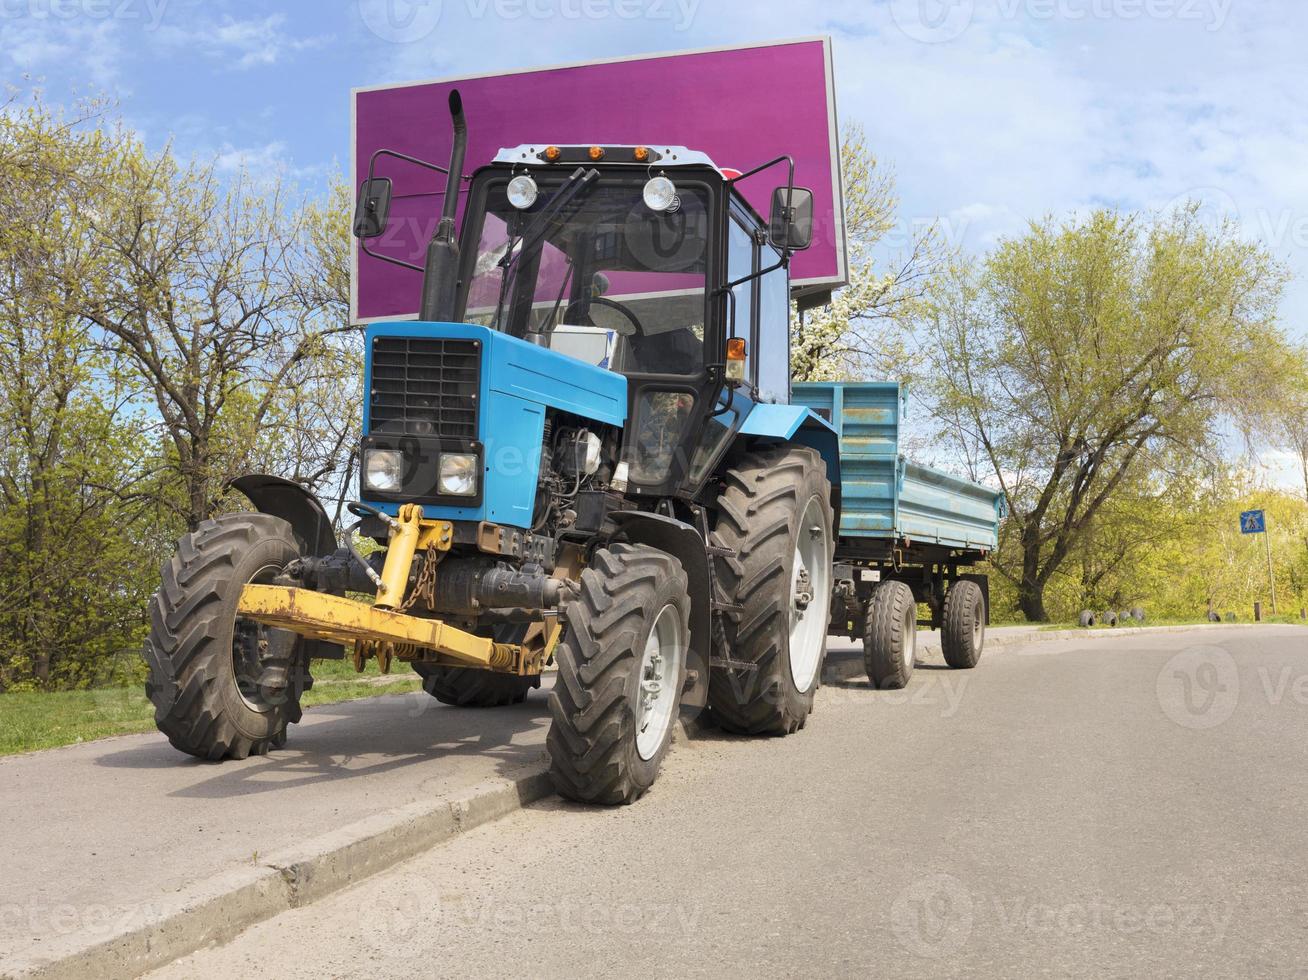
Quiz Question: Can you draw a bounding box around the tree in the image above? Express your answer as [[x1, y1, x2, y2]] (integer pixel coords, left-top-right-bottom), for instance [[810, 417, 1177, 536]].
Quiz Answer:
[[924, 207, 1290, 621], [0, 97, 164, 689], [0, 98, 361, 689], [791, 126, 951, 382], [1274, 350, 1308, 500], [76, 141, 360, 529]]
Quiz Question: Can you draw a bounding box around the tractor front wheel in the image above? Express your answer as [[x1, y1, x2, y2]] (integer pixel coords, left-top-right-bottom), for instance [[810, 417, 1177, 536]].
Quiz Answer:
[[144, 513, 311, 760], [547, 544, 689, 805]]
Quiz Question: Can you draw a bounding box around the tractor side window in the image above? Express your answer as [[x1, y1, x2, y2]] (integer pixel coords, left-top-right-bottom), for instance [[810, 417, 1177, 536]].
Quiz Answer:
[[755, 256, 790, 403], [727, 217, 755, 384]]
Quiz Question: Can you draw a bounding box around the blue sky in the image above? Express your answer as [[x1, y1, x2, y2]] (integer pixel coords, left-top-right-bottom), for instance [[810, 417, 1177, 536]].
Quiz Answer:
[[5, 0, 1306, 480]]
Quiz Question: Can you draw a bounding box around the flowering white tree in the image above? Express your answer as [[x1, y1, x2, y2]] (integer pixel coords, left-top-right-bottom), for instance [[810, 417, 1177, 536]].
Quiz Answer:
[[791, 126, 952, 382]]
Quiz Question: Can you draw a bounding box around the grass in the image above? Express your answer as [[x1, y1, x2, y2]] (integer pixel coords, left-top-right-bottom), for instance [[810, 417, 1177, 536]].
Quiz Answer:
[[0, 658, 422, 757]]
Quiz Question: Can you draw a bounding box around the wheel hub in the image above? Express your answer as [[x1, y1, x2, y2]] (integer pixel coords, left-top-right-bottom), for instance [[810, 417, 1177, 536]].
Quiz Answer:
[[635, 605, 683, 761], [640, 651, 664, 711], [788, 501, 831, 694], [793, 567, 813, 616]]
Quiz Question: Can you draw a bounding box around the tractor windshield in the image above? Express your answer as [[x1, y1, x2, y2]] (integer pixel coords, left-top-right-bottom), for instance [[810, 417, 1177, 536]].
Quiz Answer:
[[462, 175, 711, 376]]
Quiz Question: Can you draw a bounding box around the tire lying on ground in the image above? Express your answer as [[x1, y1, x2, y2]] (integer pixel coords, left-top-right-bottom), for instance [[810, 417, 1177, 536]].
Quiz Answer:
[[1207, 611, 1221, 623], [942, 579, 986, 669], [547, 543, 689, 805], [1078, 610, 1097, 628], [1130, 606, 1146, 622], [708, 444, 833, 736], [863, 580, 917, 689], [412, 624, 540, 707], [144, 513, 312, 761], [1119, 610, 1133, 626], [1101, 610, 1119, 627]]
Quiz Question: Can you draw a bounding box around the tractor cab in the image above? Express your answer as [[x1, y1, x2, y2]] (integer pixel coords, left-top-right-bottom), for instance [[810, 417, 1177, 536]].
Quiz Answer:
[[355, 130, 814, 500]]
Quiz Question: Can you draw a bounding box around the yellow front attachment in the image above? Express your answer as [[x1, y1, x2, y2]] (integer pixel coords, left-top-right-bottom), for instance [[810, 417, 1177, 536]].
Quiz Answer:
[[234, 503, 541, 676], [236, 585, 540, 674], [375, 503, 452, 607]]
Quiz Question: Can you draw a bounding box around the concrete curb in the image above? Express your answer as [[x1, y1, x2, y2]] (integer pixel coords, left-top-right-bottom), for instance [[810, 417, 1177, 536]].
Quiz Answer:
[[1, 770, 554, 980]]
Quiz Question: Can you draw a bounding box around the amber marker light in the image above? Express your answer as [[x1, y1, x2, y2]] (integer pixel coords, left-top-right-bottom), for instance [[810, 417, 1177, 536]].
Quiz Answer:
[[726, 338, 747, 381], [633, 145, 650, 162], [544, 145, 561, 161], [588, 145, 605, 160]]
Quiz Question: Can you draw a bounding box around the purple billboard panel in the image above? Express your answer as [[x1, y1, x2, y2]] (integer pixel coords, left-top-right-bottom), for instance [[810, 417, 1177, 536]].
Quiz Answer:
[[351, 37, 845, 323]]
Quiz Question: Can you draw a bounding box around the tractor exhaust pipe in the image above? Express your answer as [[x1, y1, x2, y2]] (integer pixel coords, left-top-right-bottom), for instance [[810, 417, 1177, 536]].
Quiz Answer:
[[418, 89, 467, 322]]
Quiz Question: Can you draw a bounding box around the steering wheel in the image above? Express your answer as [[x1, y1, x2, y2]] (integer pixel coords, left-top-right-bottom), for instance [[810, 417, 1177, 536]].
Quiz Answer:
[[562, 296, 643, 337]]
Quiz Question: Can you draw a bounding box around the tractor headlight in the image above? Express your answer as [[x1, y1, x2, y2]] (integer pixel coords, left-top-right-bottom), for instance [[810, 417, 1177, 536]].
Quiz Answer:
[[438, 453, 479, 497], [363, 448, 403, 493]]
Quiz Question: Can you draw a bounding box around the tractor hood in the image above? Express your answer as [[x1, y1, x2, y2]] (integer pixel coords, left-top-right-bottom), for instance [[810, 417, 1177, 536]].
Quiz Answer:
[[360, 321, 627, 528]]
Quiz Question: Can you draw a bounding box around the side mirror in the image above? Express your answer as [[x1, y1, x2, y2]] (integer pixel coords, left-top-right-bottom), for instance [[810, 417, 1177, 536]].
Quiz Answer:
[[353, 177, 393, 240], [768, 186, 814, 252]]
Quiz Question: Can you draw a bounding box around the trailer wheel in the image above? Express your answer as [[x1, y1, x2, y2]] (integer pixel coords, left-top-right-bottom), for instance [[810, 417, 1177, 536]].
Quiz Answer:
[[547, 544, 689, 805], [143, 514, 311, 761], [863, 581, 917, 689], [708, 445, 834, 735], [941, 580, 986, 670], [412, 625, 540, 707]]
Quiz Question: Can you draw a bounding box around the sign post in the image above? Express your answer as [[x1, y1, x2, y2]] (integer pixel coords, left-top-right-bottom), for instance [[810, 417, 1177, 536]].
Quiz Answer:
[[1240, 509, 1277, 615]]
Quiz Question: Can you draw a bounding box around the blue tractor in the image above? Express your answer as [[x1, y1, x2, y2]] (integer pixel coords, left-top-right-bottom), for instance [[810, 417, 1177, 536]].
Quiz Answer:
[[143, 92, 843, 803]]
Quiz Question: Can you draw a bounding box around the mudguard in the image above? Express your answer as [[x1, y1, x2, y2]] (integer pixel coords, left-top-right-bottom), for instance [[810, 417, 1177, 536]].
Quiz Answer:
[[735, 402, 843, 528], [229, 474, 344, 661], [608, 510, 711, 710], [229, 475, 338, 557]]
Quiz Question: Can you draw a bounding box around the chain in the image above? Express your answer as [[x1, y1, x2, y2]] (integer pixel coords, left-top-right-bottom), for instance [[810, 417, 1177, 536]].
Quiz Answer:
[[398, 544, 441, 614]]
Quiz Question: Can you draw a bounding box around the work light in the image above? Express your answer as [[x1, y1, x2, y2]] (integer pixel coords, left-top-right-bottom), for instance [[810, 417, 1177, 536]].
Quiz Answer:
[[506, 174, 538, 209], [643, 175, 678, 212]]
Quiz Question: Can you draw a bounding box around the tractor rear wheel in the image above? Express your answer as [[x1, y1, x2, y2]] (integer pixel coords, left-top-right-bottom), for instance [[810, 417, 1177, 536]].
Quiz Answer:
[[412, 624, 540, 707], [708, 445, 834, 735], [144, 513, 311, 760], [941, 580, 986, 670], [864, 580, 917, 690], [547, 544, 690, 805]]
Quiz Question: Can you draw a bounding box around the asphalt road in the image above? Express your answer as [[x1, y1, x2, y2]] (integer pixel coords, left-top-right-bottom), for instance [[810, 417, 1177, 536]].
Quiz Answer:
[[148, 625, 1308, 979]]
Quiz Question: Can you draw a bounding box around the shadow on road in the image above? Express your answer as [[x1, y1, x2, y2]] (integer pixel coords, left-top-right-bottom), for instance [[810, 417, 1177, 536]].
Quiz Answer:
[[92, 688, 552, 800]]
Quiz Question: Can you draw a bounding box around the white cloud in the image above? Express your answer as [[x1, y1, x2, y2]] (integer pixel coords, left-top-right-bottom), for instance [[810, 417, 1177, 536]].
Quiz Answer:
[[2, 16, 125, 89], [157, 13, 328, 70], [214, 139, 291, 173]]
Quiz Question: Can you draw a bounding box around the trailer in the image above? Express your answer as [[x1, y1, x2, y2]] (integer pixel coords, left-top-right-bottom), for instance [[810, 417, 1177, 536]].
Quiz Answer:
[[792, 382, 1005, 689]]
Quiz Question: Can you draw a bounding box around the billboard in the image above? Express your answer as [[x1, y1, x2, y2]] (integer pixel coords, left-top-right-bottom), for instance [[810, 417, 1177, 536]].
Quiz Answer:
[[351, 37, 845, 323]]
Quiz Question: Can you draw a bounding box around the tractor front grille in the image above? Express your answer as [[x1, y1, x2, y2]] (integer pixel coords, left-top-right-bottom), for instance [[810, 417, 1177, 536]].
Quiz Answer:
[[368, 336, 480, 439]]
